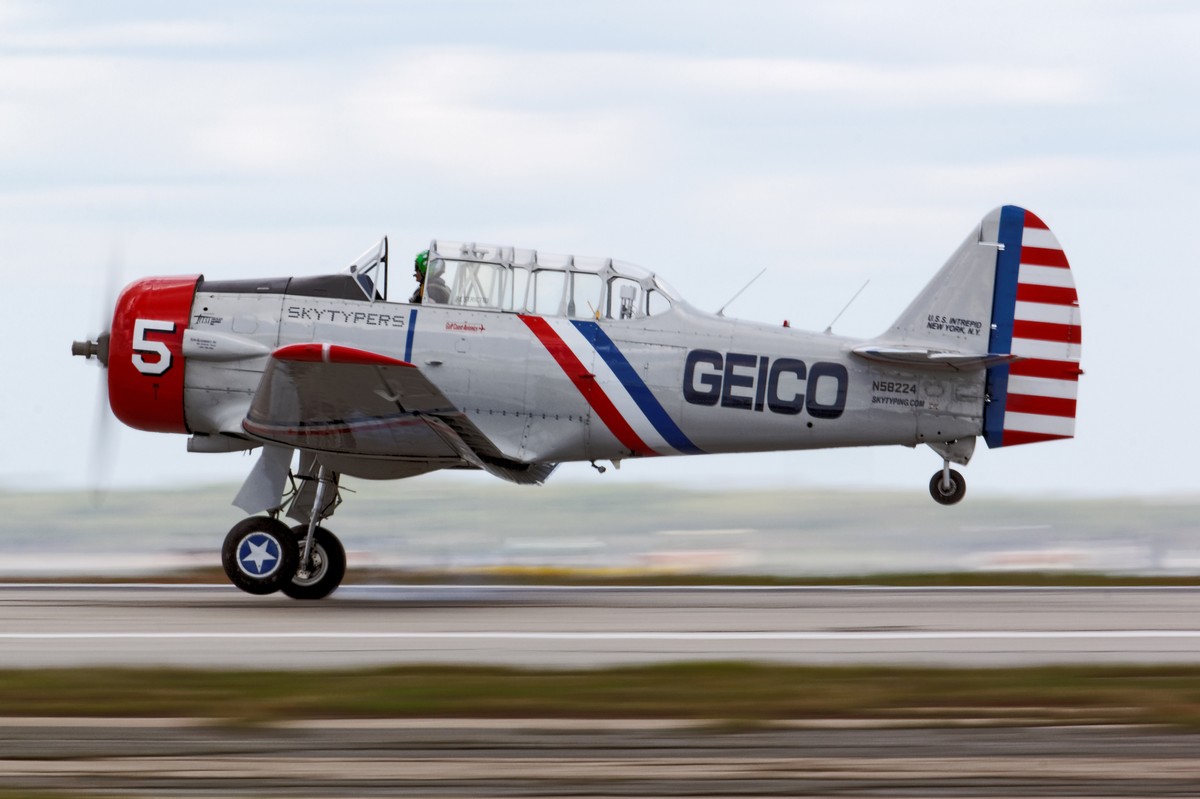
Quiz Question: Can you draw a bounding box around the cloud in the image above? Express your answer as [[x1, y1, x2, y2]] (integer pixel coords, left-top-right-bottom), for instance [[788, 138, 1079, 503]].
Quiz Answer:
[[177, 49, 663, 182], [186, 46, 1104, 182], [668, 58, 1100, 105], [0, 53, 119, 93], [0, 40, 1112, 193], [679, 155, 1115, 253], [0, 10, 248, 52]]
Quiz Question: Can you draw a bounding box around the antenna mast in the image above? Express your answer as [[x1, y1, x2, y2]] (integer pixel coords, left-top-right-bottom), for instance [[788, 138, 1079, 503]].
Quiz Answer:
[[716, 268, 767, 317], [824, 279, 870, 334]]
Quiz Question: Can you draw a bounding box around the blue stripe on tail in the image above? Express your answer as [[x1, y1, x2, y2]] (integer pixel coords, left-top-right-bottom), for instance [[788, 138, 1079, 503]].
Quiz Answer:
[[983, 205, 1025, 448]]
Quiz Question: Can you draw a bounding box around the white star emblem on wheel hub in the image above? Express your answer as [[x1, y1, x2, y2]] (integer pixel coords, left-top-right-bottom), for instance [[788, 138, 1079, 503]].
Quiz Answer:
[[238, 534, 280, 577]]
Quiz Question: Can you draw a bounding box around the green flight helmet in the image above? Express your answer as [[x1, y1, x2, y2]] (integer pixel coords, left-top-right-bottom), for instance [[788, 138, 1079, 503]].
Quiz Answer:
[[414, 249, 430, 276]]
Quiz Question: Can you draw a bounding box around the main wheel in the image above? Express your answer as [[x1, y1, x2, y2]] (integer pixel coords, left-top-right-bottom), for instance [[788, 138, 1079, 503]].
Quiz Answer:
[[221, 516, 299, 595], [929, 469, 966, 505], [281, 525, 347, 600]]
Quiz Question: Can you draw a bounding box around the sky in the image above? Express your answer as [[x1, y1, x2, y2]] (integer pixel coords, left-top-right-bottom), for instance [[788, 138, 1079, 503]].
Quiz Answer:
[[2, 0, 1198, 498]]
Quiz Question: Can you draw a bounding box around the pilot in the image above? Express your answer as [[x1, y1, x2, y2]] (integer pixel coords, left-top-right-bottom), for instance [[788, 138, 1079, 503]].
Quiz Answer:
[[410, 250, 451, 304], [409, 251, 429, 304], [411, 250, 450, 305]]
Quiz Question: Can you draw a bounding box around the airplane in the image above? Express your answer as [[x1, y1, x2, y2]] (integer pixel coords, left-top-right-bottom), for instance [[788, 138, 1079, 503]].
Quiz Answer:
[[72, 205, 1082, 600]]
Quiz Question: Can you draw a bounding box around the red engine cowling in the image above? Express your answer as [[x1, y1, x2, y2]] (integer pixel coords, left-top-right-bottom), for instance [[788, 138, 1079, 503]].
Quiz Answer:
[[107, 276, 201, 433]]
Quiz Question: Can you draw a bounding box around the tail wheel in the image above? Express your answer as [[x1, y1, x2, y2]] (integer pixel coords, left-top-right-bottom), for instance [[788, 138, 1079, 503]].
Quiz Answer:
[[221, 517, 299, 595], [281, 525, 347, 600], [929, 469, 966, 505]]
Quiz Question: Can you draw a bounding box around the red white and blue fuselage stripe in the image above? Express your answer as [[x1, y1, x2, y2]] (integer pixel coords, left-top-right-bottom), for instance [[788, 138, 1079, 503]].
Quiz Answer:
[[984, 206, 1082, 448], [520, 314, 703, 457], [572, 321, 703, 455]]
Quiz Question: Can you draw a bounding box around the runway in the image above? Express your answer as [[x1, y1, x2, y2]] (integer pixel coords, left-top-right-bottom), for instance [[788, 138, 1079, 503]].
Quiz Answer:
[[5, 720, 1200, 797], [1, 583, 1199, 668]]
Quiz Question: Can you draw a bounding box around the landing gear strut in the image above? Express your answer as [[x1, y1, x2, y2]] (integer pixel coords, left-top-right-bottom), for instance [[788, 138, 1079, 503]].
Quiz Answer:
[[221, 462, 348, 599], [928, 461, 966, 505], [281, 524, 346, 600]]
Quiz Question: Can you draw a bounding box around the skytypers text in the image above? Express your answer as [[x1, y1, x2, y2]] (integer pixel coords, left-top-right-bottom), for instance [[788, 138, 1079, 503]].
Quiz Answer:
[[286, 306, 408, 327]]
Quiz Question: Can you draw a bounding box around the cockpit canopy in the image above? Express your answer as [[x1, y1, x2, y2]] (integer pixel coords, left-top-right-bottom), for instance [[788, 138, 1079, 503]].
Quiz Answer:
[[420, 240, 680, 319]]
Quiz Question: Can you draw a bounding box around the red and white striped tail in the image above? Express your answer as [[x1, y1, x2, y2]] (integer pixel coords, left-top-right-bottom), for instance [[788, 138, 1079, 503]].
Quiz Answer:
[[984, 207, 1082, 448]]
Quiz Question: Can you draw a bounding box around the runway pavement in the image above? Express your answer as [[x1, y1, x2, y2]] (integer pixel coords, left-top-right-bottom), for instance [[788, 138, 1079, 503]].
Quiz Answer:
[[1, 583, 1199, 668], [4, 720, 1200, 797]]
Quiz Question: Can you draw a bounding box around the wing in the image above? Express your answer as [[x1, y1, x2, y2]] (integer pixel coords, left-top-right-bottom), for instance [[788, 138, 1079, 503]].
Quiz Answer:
[[241, 343, 555, 485]]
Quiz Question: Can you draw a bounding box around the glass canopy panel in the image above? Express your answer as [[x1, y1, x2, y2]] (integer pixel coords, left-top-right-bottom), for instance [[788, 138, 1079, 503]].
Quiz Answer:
[[425, 240, 680, 316], [531, 270, 566, 315], [569, 272, 603, 319], [345, 237, 388, 301]]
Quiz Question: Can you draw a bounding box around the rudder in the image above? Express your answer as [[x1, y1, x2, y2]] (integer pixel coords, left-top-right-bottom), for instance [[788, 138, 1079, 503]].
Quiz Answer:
[[983, 206, 1082, 448]]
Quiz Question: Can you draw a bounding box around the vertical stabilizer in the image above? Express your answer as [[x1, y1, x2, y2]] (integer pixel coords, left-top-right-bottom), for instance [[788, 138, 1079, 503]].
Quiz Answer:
[[880, 206, 1082, 448], [884, 210, 1004, 354]]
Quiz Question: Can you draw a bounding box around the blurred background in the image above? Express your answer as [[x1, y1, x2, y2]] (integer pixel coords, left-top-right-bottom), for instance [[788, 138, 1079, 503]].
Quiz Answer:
[[2, 1, 1197, 580], [3, 1, 1199, 500], [4, 481, 1195, 577]]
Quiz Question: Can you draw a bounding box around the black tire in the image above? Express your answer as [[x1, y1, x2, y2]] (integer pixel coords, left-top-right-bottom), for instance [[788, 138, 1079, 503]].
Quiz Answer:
[[281, 525, 347, 600], [221, 516, 299, 595], [929, 469, 966, 505]]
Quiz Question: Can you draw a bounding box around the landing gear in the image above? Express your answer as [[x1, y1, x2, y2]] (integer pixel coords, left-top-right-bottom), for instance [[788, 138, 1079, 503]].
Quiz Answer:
[[221, 516, 299, 595], [223, 461, 348, 599], [281, 525, 346, 600], [929, 465, 966, 505], [925, 440, 973, 506]]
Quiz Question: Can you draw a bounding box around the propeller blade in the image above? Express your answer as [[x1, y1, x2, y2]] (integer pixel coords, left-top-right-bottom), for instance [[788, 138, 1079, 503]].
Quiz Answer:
[[83, 244, 123, 503], [88, 371, 116, 507], [71, 246, 120, 366]]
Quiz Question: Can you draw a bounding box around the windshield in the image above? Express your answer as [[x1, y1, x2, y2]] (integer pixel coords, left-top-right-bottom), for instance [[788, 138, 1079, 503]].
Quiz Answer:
[[345, 237, 388, 301]]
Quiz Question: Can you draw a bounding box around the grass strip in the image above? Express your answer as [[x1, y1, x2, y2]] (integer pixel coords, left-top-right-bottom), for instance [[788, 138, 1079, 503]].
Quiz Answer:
[[2, 663, 1200, 727]]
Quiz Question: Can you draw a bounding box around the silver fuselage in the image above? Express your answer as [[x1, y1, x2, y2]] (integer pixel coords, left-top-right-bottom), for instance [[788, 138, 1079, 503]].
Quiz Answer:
[[183, 288, 982, 479]]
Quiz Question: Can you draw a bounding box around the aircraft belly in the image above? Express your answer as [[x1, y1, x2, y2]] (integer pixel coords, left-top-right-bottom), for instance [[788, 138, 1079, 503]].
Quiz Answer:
[[302, 456, 449, 480], [520, 417, 590, 461]]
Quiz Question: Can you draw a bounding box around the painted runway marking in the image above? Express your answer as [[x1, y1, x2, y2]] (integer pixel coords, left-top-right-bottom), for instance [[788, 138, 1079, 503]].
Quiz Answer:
[[3, 631, 1200, 641], [2, 583, 1199, 593]]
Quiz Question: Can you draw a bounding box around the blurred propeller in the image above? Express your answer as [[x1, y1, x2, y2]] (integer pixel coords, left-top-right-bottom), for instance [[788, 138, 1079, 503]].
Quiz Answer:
[[87, 363, 117, 506], [72, 247, 122, 504]]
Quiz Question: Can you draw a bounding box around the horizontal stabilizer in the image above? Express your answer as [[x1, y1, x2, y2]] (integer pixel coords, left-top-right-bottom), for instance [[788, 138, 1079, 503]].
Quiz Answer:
[[852, 345, 1021, 372]]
